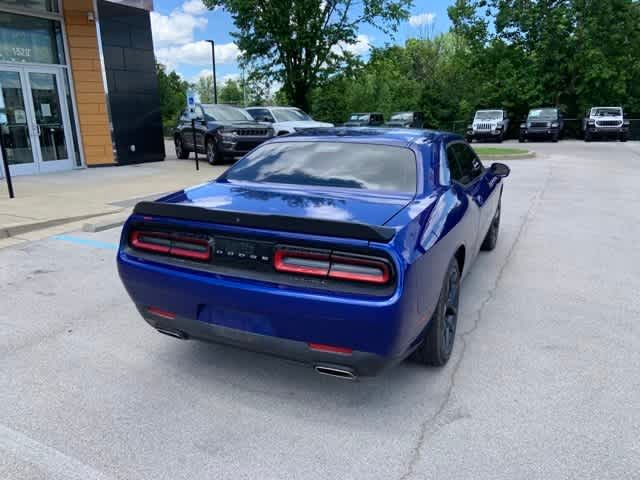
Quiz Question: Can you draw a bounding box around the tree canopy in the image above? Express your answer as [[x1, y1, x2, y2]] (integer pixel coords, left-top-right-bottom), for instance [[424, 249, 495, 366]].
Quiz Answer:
[[202, 0, 412, 111]]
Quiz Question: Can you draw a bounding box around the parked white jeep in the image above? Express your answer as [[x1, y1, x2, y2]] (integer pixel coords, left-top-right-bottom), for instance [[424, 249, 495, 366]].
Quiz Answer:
[[466, 110, 509, 143], [245, 106, 333, 136], [583, 107, 629, 142]]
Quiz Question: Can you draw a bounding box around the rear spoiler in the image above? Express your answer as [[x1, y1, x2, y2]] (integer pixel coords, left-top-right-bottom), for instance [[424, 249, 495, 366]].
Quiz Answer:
[[133, 201, 396, 243]]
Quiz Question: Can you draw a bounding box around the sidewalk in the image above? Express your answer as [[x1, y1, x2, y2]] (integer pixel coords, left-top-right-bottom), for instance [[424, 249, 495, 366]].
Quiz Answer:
[[0, 142, 224, 246]]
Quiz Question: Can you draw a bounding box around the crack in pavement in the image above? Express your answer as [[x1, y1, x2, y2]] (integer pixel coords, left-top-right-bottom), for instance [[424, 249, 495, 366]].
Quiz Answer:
[[397, 165, 554, 480]]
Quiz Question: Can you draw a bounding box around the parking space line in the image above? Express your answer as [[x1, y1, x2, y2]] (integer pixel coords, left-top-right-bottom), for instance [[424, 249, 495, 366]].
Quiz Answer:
[[0, 423, 114, 480], [52, 235, 118, 251]]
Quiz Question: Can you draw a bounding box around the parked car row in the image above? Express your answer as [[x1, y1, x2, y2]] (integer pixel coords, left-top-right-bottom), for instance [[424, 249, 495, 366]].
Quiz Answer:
[[174, 104, 333, 165], [466, 106, 629, 143]]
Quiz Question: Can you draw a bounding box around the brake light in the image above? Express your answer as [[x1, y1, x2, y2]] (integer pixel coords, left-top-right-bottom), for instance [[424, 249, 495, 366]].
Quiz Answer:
[[273, 246, 391, 285], [131, 231, 170, 254], [273, 248, 330, 277], [130, 230, 211, 262], [328, 254, 390, 285]]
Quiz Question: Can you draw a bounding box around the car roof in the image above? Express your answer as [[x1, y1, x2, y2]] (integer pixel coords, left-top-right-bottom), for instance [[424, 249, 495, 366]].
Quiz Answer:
[[268, 127, 457, 147], [246, 106, 300, 110]]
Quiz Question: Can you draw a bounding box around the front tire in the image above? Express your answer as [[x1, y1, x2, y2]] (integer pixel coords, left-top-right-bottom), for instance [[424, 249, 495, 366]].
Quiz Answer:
[[584, 131, 592, 142], [551, 133, 559, 143], [205, 137, 221, 165], [518, 135, 525, 143], [175, 136, 189, 159], [481, 200, 501, 251], [411, 258, 460, 367]]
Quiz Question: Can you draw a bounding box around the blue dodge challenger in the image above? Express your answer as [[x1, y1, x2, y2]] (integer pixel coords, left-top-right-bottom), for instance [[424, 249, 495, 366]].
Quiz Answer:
[[117, 129, 510, 379]]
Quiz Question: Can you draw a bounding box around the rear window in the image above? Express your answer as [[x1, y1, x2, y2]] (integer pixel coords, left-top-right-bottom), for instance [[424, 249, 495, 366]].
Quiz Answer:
[[223, 141, 417, 193]]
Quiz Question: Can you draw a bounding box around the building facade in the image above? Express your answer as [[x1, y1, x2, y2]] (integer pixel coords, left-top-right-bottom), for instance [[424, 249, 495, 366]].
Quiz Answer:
[[0, 0, 163, 178]]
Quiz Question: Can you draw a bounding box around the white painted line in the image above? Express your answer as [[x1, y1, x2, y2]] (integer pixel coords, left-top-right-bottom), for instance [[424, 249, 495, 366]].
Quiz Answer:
[[0, 423, 115, 480]]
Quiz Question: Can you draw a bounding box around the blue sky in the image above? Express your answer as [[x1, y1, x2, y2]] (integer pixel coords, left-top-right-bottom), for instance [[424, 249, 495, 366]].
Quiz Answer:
[[151, 0, 453, 84]]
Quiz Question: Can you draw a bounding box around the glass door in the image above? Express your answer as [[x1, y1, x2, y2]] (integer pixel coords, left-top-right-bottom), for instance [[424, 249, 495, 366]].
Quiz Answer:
[[0, 65, 74, 177], [0, 67, 37, 175], [24, 66, 74, 173]]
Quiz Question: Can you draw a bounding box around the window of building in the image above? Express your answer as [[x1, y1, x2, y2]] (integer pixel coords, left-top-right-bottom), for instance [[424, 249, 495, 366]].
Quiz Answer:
[[0, 11, 65, 64], [0, 0, 59, 14]]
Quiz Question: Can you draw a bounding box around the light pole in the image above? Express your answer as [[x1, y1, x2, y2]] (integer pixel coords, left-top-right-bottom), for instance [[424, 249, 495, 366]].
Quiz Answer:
[[206, 40, 218, 104]]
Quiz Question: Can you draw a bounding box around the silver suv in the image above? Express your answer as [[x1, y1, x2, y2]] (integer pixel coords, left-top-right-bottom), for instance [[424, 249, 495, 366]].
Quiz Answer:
[[466, 110, 509, 143], [583, 107, 629, 142]]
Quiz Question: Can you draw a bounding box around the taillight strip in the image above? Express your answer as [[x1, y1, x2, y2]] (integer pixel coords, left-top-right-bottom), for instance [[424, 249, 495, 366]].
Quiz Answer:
[[273, 246, 391, 285], [328, 254, 390, 284], [130, 230, 211, 262], [273, 249, 330, 277]]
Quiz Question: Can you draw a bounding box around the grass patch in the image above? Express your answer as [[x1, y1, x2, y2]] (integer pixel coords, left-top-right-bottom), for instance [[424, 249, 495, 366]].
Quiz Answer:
[[473, 147, 529, 156]]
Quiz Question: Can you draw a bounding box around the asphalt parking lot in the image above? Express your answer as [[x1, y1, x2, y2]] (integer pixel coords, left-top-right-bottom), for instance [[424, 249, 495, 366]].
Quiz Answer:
[[1, 140, 639, 480]]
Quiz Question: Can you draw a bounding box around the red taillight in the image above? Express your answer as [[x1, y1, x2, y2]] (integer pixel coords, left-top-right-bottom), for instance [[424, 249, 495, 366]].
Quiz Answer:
[[131, 231, 170, 254], [273, 246, 391, 285], [328, 254, 390, 285], [273, 248, 330, 277], [147, 306, 176, 320], [308, 343, 353, 355], [130, 230, 211, 262]]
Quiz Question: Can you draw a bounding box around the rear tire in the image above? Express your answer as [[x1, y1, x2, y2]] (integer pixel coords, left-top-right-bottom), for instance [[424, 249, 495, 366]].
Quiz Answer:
[[411, 258, 460, 367], [175, 136, 189, 159], [481, 200, 501, 251]]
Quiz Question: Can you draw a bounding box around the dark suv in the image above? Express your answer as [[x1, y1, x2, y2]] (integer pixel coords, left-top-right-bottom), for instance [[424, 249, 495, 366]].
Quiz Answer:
[[174, 104, 273, 165], [343, 112, 384, 127], [384, 112, 424, 128], [519, 107, 564, 142]]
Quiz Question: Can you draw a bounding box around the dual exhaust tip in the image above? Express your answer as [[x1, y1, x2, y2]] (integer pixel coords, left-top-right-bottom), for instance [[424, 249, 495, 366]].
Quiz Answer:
[[155, 328, 358, 380]]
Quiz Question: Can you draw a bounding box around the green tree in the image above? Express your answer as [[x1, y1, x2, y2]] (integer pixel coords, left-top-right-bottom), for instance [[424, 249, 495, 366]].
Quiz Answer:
[[194, 75, 215, 104], [202, 0, 412, 112], [219, 79, 244, 105], [156, 63, 188, 129]]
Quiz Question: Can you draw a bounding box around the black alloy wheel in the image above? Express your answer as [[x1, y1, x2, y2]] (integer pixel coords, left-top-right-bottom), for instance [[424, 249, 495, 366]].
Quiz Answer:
[[411, 258, 461, 367]]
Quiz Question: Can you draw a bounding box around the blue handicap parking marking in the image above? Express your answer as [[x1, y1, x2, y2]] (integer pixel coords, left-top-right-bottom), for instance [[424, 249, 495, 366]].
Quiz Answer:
[[53, 235, 118, 251]]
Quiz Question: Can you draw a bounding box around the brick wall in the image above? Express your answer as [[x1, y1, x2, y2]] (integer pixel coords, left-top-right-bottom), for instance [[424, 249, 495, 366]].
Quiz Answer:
[[63, 0, 115, 166]]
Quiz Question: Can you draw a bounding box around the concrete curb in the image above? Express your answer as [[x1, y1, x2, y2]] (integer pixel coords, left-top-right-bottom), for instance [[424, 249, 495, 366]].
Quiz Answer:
[[0, 210, 122, 239], [82, 211, 131, 232], [478, 151, 536, 161]]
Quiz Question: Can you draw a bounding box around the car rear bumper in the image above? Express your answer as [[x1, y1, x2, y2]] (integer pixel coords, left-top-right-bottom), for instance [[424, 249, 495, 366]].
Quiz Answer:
[[139, 306, 397, 376], [118, 250, 411, 376]]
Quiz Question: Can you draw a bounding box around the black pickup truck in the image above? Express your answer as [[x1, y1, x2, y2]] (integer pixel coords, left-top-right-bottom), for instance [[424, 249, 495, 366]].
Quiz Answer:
[[174, 104, 274, 165]]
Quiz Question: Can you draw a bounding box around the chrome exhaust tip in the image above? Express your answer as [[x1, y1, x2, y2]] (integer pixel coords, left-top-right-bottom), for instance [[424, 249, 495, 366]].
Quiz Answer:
[[314, 365, 356, 381], [156, 328, 188, 340]]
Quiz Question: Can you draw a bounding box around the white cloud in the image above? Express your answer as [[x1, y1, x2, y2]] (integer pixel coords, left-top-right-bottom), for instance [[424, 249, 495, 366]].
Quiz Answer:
[[222, 73, 240, 84], [156, 41, 240, 67], [182, 0, 208, 15], [332, 34, 371, 56], [150, 10, 207, 47], [409, 12, 436, 27]]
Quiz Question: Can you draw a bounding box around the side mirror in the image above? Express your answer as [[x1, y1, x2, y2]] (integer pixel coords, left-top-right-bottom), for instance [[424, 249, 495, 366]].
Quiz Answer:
[[490, 162, 510, 178]]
